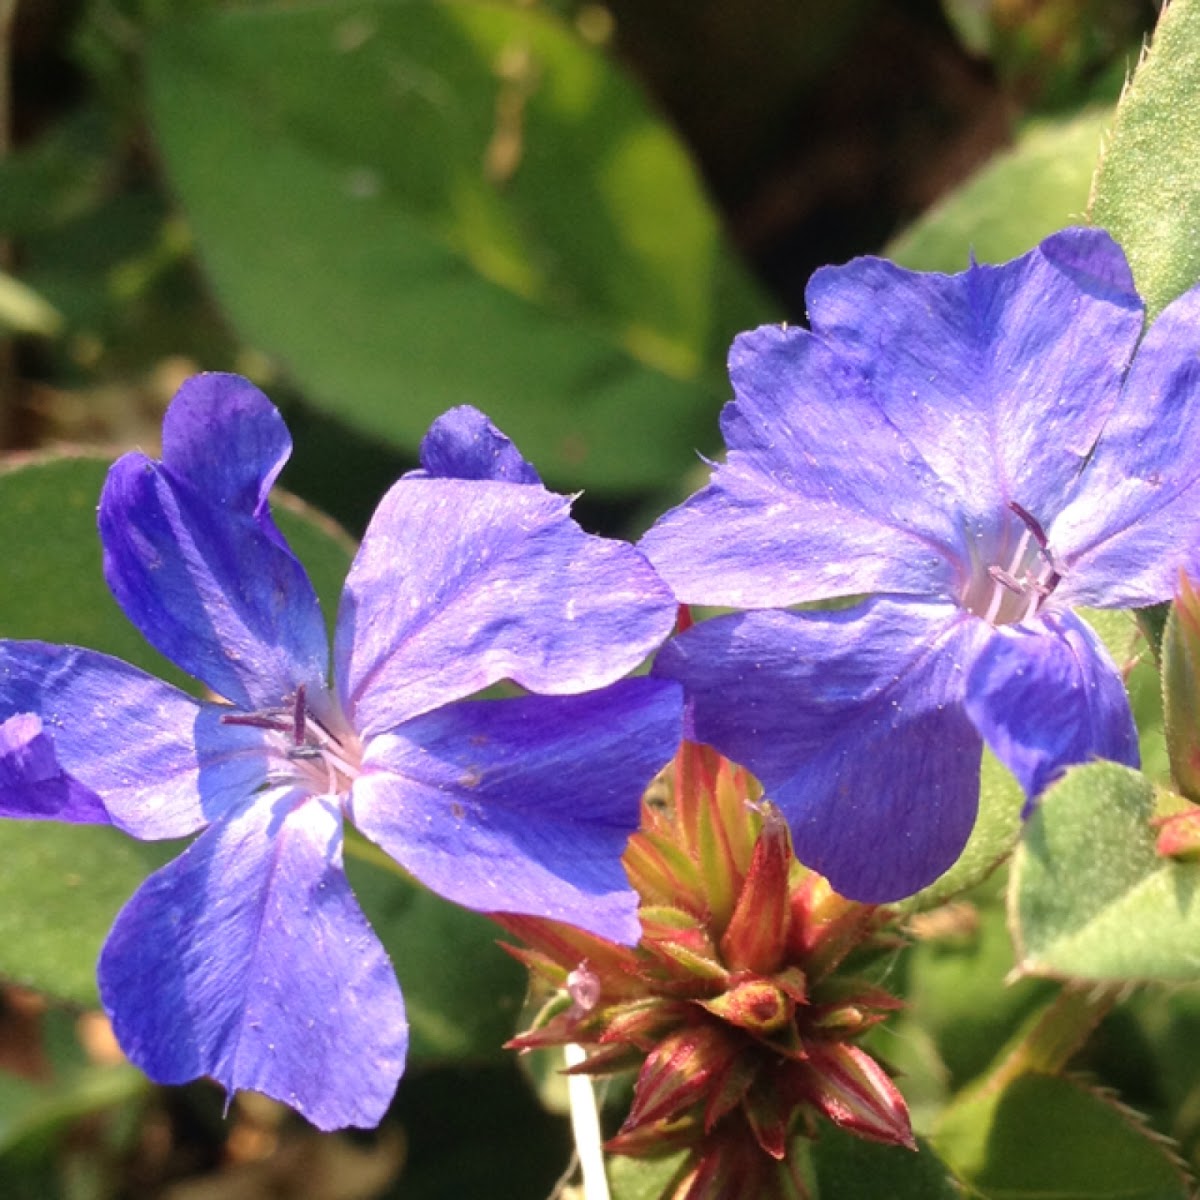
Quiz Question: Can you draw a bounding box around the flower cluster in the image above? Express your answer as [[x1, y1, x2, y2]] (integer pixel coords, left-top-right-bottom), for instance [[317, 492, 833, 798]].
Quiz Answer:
[[1, 226, 1198, 1159], [500, 740, 910, 1200]]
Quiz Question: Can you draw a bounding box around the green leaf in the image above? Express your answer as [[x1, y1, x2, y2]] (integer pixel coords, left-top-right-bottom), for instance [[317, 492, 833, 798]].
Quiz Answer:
[[0, 1060, 147, 1157], [1090, 0, 1200, 319], [1083, 607, 1168, 784], [811, 1128, 969, 1199], [886, 884, 1055, 1096], [146, 1, 771, 494], [887, 106, 1111, 273], [934, 1071, 1191, 1198], [1011, 762, 1200, 981], [607, 1151, 688, 1200], [0, 823, 177, 1007]]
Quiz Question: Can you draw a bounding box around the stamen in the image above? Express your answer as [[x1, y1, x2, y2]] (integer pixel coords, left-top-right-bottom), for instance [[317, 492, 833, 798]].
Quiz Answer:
[[292, 684, 307, 747], [1008, 500, 1048, 550], [221, 712, 290, 733], [982, 525, 1032, 625], [987, 565, 1025, 595]]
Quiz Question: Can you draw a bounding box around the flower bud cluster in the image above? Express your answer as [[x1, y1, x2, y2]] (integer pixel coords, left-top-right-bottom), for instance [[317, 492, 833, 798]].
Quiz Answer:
[[499, 741, 913, 1200]]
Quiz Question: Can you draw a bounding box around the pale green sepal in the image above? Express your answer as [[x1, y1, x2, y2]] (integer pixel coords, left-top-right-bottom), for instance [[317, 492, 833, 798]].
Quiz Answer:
[[1162, 582, 1200, 801]]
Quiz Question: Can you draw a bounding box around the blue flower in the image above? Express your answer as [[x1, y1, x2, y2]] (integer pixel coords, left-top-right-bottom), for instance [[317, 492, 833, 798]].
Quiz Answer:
[[641, 227, 1200, 902], [0, 378, 681, 1129]]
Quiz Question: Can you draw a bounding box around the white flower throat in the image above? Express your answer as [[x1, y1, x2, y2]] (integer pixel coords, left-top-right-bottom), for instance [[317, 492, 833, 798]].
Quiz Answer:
[[221, 683, 362, 796], [962, 500, 1063, 627]]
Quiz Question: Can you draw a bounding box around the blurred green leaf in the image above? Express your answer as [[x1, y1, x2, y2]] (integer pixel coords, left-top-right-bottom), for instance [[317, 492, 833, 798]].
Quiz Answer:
[[1163, 586, 1200, 801], [935, 1071, 1191, 1198], [607, 1151, 687, 1200], [0, 272, 62, 337], [146, 1, 771, 493], [887, 106, 1111, 273], [811, 1128, 969, 1199], [1084, 607, 1168, 784], [1012, 762, 1200, 981], [0, 823, 176, 1007], [887, 885, 1054, 1096], [1090, 0, 1200, 319], [0, 1060, 147, 1157]]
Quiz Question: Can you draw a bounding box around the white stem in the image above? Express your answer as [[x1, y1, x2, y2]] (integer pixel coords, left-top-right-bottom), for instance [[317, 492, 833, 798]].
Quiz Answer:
[[565, 1043, 610, 1200]]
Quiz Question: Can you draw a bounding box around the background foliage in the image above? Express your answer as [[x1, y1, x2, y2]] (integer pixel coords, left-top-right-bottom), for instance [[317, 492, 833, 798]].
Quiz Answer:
[[3, 1, 1198, 1198]]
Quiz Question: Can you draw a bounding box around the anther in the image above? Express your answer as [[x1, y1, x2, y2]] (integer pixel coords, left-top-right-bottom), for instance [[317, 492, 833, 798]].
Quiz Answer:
[[292, 684, 307, 747], [1008, 500, 1049, 550]]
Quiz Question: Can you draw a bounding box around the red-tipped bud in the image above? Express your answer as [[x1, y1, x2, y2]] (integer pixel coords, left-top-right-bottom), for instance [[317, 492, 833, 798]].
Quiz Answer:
[[700, 976, 795, 1037], [720, 807, 792, 974], [621, 1024, 739, 1131], [1155, 805, 1200, 859], [795, 1043, 916, 1150]]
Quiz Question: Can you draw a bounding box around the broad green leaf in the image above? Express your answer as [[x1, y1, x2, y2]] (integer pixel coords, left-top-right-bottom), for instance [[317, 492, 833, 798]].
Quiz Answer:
[[887, 106, 1111, 273], [0, 1060, 147, 1157], [146, 1, 772, 494], [0, 455, 184, 685], [0, 823, 177, 1006], [607, 1151, 688, 1200], [1011, 762, 1200, 981], [811, 1128, 969, 1199], [1090, 0, 1200, 319], [935, 1071, 1191, 1198], [1084, 607, 1168, 784], [1162, 586, 1200, 801]]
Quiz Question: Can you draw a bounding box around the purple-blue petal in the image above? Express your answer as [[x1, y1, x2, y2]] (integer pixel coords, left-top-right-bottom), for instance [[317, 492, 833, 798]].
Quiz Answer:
[[350, 677, 683, 944], [99, 376, 329, 710], [0, 712, 109, 823], [1052, 281, 1200, 608], [805, 227, 1143, 533], [98, 790, 406, 1131], [652, 600, 992, 902], [964, 609, 1138, 807], [335, 477, 676, 736], [640, 324, 960, 608], [0, 640, 268, 838], [411, 405, 541, 484]]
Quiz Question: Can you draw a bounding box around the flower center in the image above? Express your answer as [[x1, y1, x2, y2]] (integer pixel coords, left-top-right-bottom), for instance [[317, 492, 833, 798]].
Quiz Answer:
[[962, 501, 1063, 626], [221, 684, 362, 797]]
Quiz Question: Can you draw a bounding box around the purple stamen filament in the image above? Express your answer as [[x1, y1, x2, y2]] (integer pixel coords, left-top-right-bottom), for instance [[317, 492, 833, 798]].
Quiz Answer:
[[222, 689, 360, 794]]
